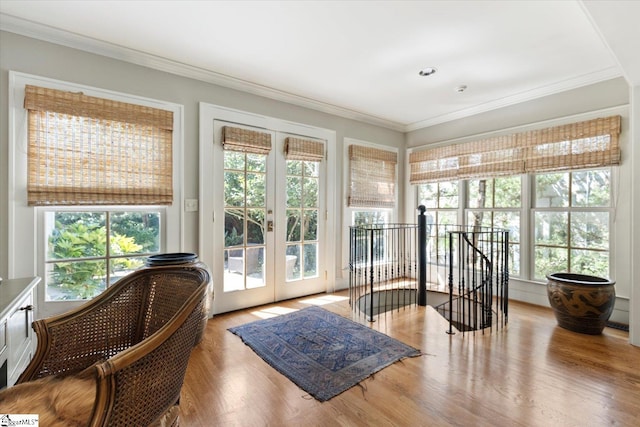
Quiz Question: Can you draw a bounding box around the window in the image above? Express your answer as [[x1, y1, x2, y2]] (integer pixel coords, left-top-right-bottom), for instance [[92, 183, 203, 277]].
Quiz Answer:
[[348, 144, 397, 208], [410, 115, 620, 283], [417, 181, 458, 264], [44, 210, 161, 300], [466, 176, 521, 276], [533, 169, 611, 280], [9, 72, 182, 309], [23, 85, 174, 301]]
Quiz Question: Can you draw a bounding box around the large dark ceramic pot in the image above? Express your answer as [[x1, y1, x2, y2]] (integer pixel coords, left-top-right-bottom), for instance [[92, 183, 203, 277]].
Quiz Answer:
[[546, 272, 615, 335], [144, 253, 213, 343]]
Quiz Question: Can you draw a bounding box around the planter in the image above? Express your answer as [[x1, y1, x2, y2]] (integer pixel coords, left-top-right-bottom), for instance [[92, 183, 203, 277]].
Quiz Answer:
[[546, 272, 615, 335], [144, 253, 213, 343]]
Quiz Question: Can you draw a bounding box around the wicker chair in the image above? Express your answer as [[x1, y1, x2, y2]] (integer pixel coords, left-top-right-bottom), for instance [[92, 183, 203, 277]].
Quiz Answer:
[[0, 264, 211, 427]]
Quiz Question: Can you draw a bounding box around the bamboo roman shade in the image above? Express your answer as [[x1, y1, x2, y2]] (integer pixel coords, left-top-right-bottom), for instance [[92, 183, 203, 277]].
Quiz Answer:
[[222, 126, 272, 154], [348, 145, 397, 208], [284, 137, 325, 161], [409, 115, 621, 184], [522, 116, 621, 172], [25, 85, 174, 206]]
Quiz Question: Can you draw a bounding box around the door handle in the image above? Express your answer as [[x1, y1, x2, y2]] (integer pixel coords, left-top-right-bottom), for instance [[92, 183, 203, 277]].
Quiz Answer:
[[267, 220, 274, 232]]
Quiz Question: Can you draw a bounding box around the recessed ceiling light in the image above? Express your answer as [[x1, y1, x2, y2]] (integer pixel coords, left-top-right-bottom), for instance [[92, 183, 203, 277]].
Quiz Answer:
[[418, 67, 437, 76]]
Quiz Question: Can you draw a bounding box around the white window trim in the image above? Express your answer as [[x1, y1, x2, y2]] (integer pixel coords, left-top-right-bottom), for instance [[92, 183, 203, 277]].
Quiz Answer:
[[8, 71, 184, 316]]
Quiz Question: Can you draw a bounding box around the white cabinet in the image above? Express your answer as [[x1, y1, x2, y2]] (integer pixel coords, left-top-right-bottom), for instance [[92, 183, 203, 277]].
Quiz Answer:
[[0, 277, 39, 388]]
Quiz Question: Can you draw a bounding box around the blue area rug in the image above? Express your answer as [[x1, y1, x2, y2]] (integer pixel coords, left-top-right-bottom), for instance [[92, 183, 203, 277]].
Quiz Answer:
[[228, 306, 421, 401]]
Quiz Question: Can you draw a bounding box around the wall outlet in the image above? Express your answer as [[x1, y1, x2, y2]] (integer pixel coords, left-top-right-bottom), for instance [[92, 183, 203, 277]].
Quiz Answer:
[[185, 199, 198, 212]]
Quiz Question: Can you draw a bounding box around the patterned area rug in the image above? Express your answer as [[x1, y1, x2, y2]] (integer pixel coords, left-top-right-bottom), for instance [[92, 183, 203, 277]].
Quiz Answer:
[[228, 306, 421, 401]]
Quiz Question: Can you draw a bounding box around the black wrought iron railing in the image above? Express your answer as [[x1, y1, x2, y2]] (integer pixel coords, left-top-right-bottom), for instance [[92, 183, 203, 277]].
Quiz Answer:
[[349, 223, 419, 322], [348, 206, 509, 334]]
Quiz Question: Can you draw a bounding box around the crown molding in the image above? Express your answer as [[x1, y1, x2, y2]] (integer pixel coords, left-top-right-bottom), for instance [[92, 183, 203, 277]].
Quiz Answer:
[[0, 13, 406, 132], [0, 13, 624, 134]]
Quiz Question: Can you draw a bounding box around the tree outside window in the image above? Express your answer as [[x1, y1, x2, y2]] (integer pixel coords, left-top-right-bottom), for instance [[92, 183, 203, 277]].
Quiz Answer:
[[466, 176, 521, 276], [533, 169, 610, 280]]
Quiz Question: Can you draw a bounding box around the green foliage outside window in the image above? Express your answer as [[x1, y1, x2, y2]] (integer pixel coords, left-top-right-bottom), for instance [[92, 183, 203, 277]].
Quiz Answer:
[[534, 169, 610, 280], [47, 212, 159, 300]]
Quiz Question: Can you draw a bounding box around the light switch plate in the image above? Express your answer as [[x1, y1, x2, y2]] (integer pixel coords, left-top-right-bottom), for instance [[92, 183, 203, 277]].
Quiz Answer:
[[185, 199, 198, 212]]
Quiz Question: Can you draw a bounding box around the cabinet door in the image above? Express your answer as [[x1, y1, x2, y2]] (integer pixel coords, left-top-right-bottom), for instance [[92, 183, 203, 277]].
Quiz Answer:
[[7, 291, 34, 386]]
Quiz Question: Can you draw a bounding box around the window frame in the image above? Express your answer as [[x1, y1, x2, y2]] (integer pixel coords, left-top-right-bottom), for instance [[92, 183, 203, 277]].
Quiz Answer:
[[465, 176, 523, 278], [531, 168, 613, 281], [412, 168, 613, 284], [9, 71, 184, 318], [40, 207, 165, 302]]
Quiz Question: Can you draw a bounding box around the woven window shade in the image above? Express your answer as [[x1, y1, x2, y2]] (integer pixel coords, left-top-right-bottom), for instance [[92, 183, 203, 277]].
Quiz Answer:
[[409, 115, 621, 184], [284, 137, 324, 161], [348, 145, 397, 208], [409, 135, 524, 184], [25, 85, 174, 206], [521, 116, 621, 172], [458, 135, 525, 179], [222, 126, 272, 154], [409, 145, 460, 184]]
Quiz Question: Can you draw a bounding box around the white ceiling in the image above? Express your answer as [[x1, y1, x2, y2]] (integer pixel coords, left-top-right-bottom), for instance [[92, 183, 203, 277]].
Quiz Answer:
[[1, 1, 638, 132]]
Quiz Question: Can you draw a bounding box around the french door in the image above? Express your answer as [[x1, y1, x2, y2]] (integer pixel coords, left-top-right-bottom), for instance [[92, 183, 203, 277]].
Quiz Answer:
[[200, 105, 332, 315]]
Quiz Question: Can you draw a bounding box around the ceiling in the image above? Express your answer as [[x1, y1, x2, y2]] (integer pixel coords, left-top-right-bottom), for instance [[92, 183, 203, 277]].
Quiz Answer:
[[1, 1, 638, 132]]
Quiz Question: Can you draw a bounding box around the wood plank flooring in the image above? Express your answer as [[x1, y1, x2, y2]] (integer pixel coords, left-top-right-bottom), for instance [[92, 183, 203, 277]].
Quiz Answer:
[[180, 292, 639, 426]]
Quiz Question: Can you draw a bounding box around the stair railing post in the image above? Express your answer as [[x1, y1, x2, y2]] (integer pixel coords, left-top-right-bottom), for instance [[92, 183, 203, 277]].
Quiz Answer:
[[417, 205, 427, 306], [369, 227, 375, 322]]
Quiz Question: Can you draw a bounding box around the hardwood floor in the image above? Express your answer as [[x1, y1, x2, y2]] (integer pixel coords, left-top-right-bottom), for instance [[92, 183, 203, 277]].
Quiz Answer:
[[180, 292, 639, 426]]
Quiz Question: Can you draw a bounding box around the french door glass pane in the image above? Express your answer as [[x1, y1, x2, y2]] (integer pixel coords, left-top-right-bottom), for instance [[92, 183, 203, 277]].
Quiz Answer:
[[287, 176, 301, 206], [286, 159, 319, 282], [224, 171, 244, 206], [286, 244, 301, 280], [286, 209, 301, 242], [224, 209, 244, 246], [303, 177, 318, 207], [246, 209, 265, 245], [304, 243, 318, 278], [246, 173, 265, 206], [303, 210, 318, 240], [223, 151, 267, 291]]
